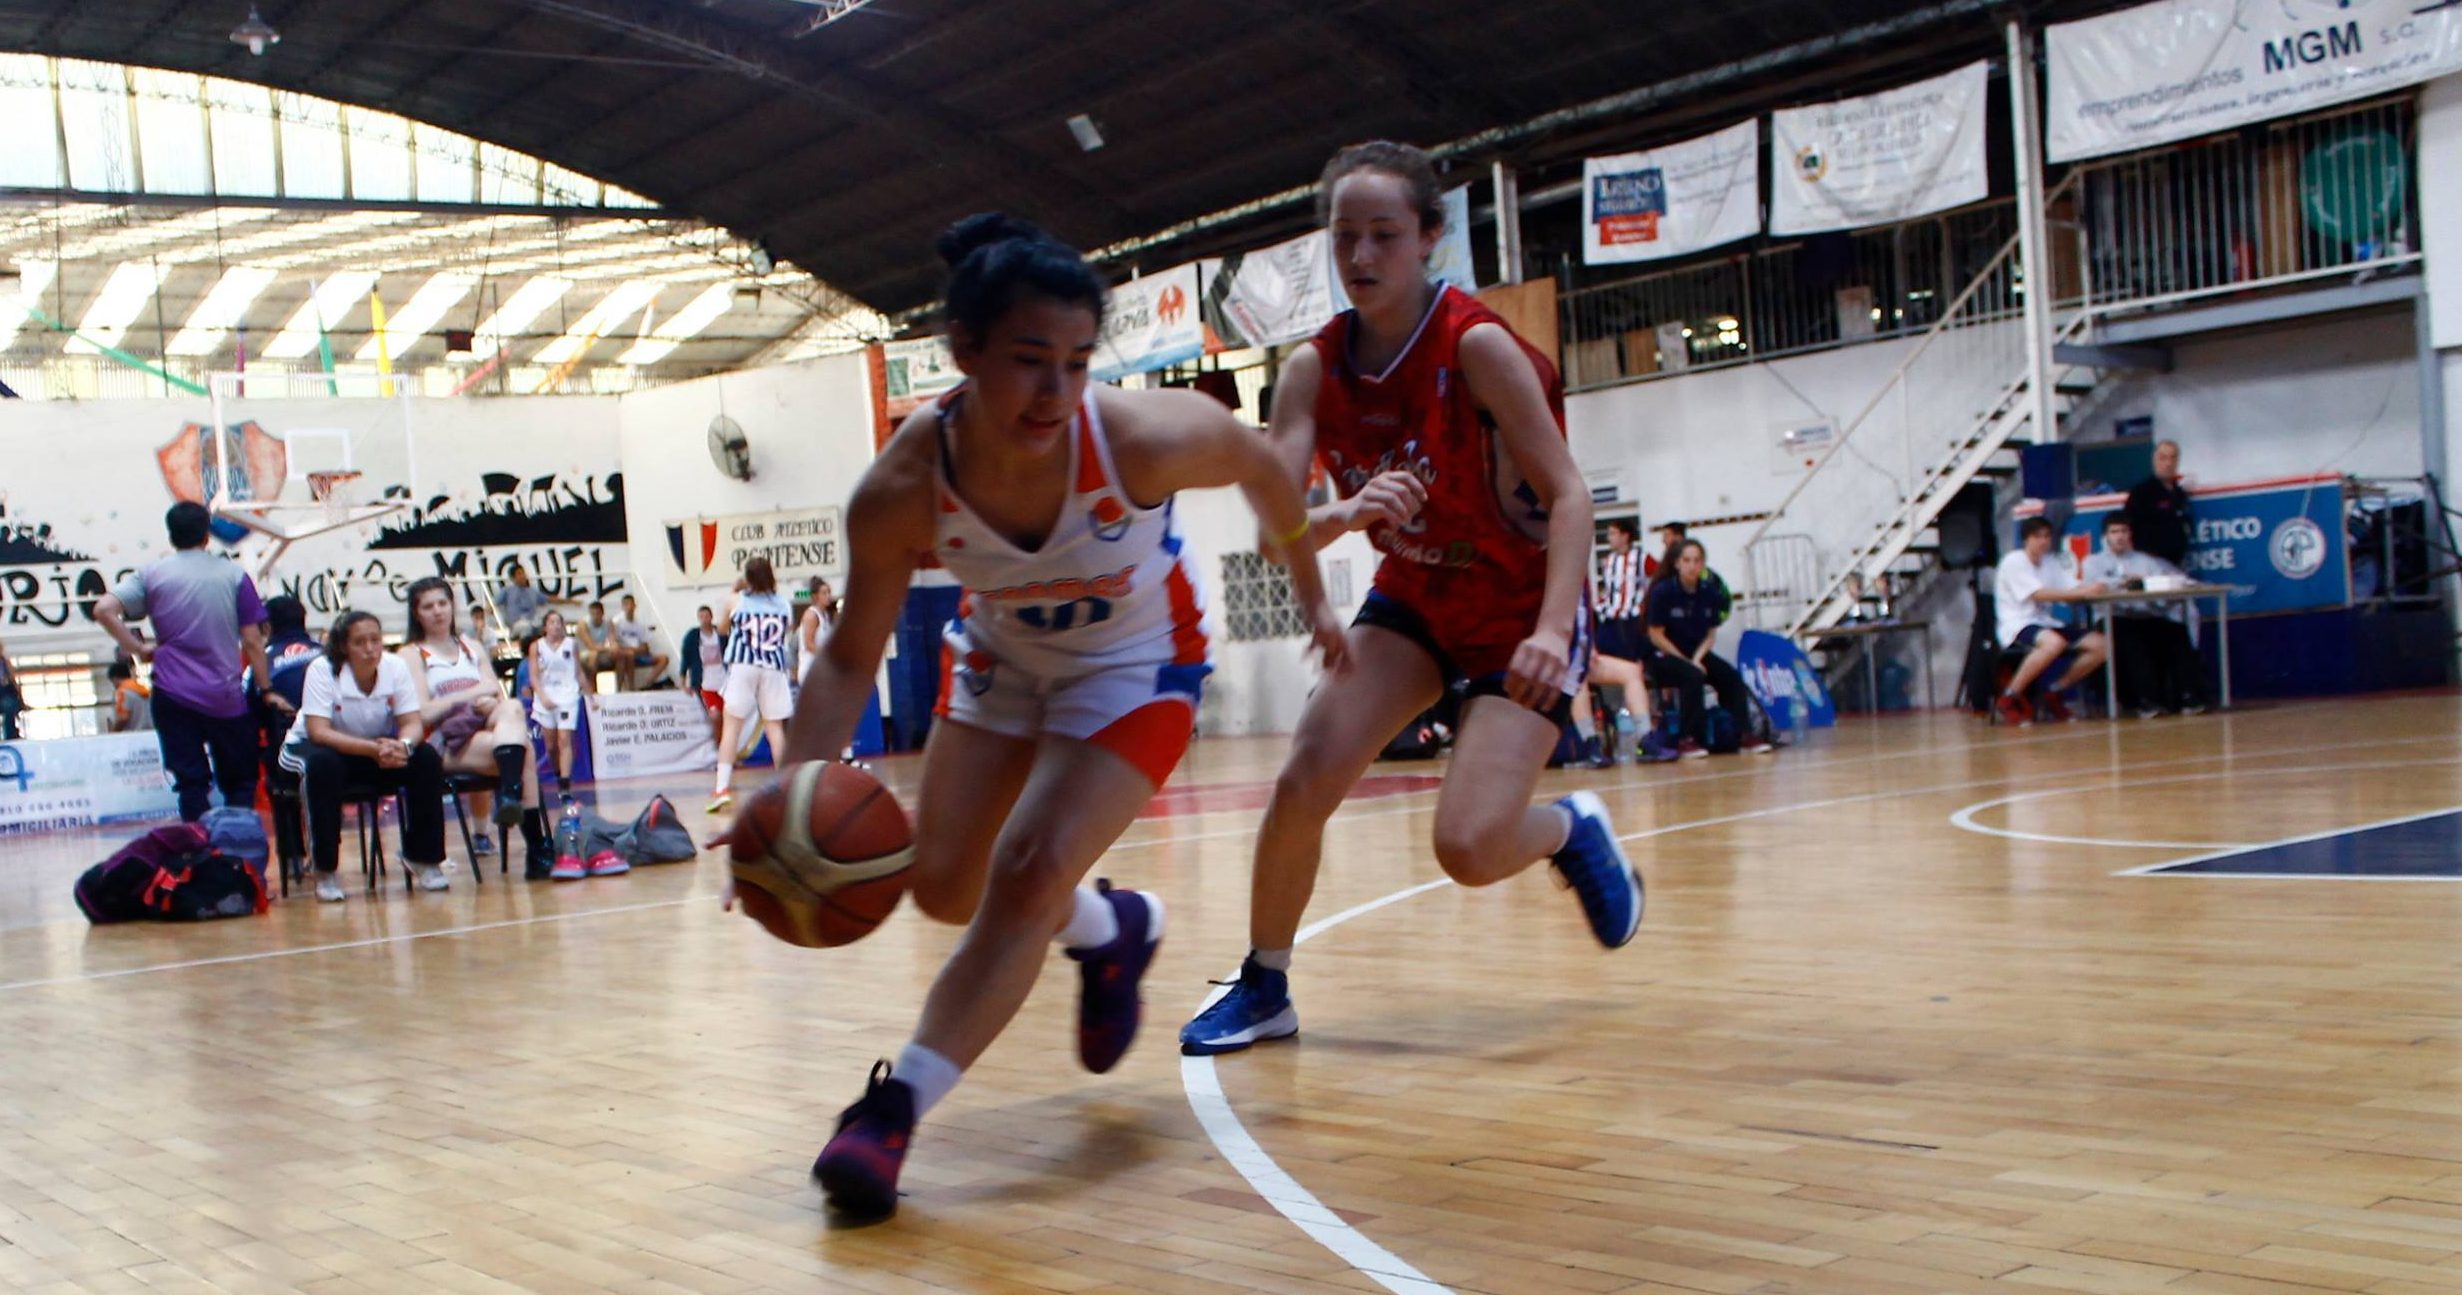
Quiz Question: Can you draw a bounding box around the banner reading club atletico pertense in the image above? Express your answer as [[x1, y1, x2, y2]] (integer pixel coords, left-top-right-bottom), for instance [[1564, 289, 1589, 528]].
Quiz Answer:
[[2046, 0, 2462, 163], [1582, 120, 1761, 265], [662, 505, 845, 589], [1770, 61, 1990, 236], [1093, 262, 1205, 381]]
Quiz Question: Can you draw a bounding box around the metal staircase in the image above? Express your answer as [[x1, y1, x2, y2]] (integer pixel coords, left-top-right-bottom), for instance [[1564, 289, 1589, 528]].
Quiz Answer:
[[1742, 178, 2116, 642]]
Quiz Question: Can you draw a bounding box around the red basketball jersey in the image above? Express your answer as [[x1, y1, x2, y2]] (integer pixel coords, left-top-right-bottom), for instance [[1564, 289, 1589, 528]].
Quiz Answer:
[[1308, 283, 1565, 604]]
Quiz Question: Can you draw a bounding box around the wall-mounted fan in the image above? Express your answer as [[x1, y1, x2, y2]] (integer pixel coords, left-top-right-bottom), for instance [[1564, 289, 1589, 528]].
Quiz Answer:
[[708, 414, 753, 481]]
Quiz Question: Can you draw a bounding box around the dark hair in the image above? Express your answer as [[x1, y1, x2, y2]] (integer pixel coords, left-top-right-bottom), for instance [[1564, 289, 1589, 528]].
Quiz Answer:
[[325, 610, 380, 669], [405, 577, 455, 644], [2102, 514, 2132, 533], [541, 609, 566, 634], [936, 212, 1106, 346], [621, 593, 635, 603], [1660, 521, 1688, 538], [1606, 519, 1639, 540], [1675, 538, 1707, 563], [2019, 517, 2056, 541], [1316, 140, 1445, 232], [696, 605, 712, 616], [165, 501, 212, 550], [469, 603, 488, 619], [743, 555, 777, 594], [108, 660, 131, 683], [588, 600, 605, 613], [265, 594, 307, 636]]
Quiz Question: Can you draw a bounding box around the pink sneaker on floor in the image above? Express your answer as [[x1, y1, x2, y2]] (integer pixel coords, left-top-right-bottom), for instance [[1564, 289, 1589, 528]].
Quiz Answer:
[[550, 855, 586, 881], [585, 849, 631, 877]]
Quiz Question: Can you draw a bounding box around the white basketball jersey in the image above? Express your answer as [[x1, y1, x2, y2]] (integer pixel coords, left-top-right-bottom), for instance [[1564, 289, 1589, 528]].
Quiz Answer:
[[416, 635, 488, 693], [930, 388, 1209, 678], [535, 636, 580, 698]]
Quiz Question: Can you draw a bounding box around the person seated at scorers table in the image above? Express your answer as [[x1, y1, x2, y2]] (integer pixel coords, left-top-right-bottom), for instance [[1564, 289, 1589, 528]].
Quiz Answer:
[[2081, 515, 2209, 719]]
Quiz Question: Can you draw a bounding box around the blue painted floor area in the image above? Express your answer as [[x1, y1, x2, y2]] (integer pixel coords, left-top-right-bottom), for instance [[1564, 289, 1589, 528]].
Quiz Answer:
[[2144, 809, 2462, 878]]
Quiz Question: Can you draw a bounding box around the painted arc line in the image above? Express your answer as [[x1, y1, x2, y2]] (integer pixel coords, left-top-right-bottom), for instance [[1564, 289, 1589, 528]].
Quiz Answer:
[[1936, 755, 2462, 856]]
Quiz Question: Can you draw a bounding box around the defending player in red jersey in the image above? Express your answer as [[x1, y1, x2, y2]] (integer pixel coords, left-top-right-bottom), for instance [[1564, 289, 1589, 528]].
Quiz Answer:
[[1181, 141, 1644, 1057]]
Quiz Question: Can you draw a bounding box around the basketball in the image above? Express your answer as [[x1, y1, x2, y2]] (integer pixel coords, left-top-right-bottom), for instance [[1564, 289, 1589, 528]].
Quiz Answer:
[[727, 761, 914, 948]]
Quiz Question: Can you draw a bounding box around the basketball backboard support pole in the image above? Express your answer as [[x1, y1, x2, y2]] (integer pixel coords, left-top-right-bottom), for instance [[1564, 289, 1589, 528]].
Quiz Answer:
[[201, 371, 419, 580]]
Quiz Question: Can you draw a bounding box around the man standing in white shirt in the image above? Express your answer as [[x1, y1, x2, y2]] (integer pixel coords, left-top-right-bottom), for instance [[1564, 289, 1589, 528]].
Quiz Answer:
[[2081, 515, 2208, 718], [1993, 516, 2110, 726]]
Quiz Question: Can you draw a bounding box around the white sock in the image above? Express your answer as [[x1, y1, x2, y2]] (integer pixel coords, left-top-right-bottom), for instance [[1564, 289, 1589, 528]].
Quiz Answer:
[[1053, 886, 1119, 950], [1250, 947, 1292, 973], [713, 761, 732, 795], [1548, 803, 1575, 854], [892, 1043, 962, 1118]]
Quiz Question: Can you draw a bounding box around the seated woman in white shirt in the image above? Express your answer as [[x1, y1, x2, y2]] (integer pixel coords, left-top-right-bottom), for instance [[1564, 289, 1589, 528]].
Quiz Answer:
[[398, 577, 551, 878], [278, 610, 451, 902]]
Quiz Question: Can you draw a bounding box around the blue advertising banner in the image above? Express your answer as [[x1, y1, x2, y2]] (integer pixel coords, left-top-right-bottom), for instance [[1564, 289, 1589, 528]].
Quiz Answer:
[[2027, 475, 2348, 617], [1737, 629, 1837, 729], [0, 732, 178, 834]]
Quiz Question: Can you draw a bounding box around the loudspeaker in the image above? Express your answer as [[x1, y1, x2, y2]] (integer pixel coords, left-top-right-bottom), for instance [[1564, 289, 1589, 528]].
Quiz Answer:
[[1936, 481, 1998, 569]]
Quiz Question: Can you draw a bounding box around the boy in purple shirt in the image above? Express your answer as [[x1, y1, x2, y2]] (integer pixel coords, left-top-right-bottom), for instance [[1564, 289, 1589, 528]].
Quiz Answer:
[[95, 502, 275, 821]]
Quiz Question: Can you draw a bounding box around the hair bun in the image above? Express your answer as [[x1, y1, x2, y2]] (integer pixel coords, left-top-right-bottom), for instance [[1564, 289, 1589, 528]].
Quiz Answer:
[[936, 212, 1047, 267]]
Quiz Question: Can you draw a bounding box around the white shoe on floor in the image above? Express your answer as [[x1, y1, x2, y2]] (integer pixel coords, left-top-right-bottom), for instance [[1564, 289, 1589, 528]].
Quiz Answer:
[[314, 874, 346, 903], [411, 863, 450, 892]]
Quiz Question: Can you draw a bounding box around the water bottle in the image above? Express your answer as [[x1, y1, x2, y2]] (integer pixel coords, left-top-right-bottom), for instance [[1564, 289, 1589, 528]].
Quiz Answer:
[[1613, 707, 1636, 756], [1785, 694, 1808, 745], [557, 798, 584, 859]]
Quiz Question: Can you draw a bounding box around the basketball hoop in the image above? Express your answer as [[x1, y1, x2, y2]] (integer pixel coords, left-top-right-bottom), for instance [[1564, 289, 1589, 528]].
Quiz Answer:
[[307, 469, 361, 527]]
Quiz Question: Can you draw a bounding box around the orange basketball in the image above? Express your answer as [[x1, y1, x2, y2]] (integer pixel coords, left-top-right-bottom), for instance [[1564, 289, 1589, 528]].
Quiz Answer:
[[727, 761, 914, 948]]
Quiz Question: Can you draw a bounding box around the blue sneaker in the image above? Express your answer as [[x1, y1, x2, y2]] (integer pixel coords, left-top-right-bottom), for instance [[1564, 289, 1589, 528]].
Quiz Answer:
[[1064, 880, 1163, 1074], [1179, 955, 1298, 1056], [1552, 791, 1643, 948]]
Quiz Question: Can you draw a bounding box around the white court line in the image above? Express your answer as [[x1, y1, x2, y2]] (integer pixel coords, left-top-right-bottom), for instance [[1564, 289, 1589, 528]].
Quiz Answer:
[[2115, 803, 2462, 879], [1931, 751, 2462, 861]]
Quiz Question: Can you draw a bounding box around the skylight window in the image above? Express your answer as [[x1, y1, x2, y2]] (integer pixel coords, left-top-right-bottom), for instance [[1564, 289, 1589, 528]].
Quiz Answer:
[[66, 261, 170, 354], [354, 272, 475, 361], [166, 265, 277, 356], [617, 283, 735, 366], [533, 279, 658, 366], [263, 270, 378, 359]]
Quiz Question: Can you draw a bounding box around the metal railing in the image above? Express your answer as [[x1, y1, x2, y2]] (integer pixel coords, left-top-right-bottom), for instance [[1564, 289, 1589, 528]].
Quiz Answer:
[[2079, 95, 2420, 313], [1740, 533, 1818, 629], [1741, 174, 2085, 635], [1558, 200, 2019, 391]]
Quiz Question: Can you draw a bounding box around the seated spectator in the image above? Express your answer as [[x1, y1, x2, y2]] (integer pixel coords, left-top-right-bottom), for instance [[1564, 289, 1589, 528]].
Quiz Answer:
[[2081, 516, 2209, 718], [495, 563, 547, 637], [579, 600, 621, 683], [1645, 539, 1770, 756], [276, 611, 450, 902], [1993, 516, 2111, 726], [107, 661, 152, 732], [612, 593, 670, 690], [254, 595, 321, 873], [399, 577, 553, 878]]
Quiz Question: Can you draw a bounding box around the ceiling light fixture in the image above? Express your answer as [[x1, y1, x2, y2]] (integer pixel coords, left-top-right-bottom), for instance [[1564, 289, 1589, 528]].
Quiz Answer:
[[1066, 114, 1105, 152], [230, 5, 281, 56]]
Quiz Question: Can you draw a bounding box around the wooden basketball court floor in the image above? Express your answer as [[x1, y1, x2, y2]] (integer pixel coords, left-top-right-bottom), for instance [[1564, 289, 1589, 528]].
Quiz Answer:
[[6, 694, 2462, 1295]]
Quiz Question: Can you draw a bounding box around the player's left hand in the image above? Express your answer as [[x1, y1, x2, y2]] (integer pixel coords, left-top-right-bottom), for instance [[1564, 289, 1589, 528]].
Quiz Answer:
[[1504, 628, 1571, 711]]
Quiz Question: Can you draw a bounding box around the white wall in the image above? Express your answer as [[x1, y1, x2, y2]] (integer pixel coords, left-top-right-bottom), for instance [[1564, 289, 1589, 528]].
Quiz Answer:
[[2424, 73, 2462, 353], [611, 353, 874, 643], [0, 392, 624, 652], [2084, 311, 2424, 484]]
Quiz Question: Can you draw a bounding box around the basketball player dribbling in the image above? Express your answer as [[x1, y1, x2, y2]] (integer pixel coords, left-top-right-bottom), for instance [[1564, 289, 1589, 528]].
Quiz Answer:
[[1180, 141, 1645, 1058], [736, 213, 1344, 1219]]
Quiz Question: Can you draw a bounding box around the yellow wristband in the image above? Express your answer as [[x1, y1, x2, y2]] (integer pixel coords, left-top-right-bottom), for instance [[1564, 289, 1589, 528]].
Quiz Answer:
[[1271, 516, 1312, 547]]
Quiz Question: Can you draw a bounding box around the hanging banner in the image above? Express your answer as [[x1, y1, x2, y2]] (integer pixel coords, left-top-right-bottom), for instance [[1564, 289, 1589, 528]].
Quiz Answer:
[[1582, 120, 1762, 264], [879, 336, 961, 423], [1770, 61, 1990, 235], [661, 505, 845, 589], [2045, 0, 2462, 163], [1426, 184, 1480, 290], [1093, 262, 1204, 381], [1203, 230, 1340, 351], [584, 691, 717, 781]]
